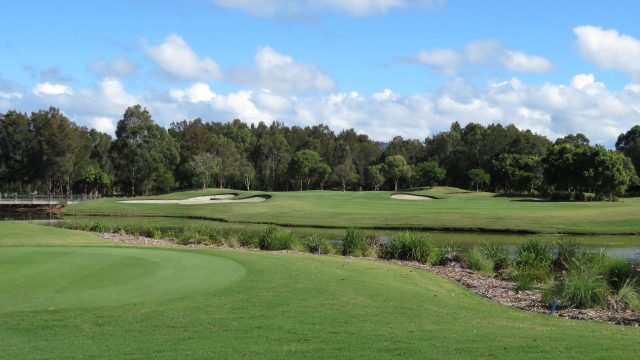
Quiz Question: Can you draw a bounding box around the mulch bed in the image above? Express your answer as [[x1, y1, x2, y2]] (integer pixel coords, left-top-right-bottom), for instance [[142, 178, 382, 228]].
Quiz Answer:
[[99, 232, 640, 326], [387, 259, 640, 326]]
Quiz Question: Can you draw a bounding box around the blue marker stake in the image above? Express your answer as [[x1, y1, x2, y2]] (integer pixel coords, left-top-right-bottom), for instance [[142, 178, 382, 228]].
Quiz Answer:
[[550, 299, 558, 315]]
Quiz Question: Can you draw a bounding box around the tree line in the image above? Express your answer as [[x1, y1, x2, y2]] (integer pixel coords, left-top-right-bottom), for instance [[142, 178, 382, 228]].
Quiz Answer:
[[1, 105, 639, 199]]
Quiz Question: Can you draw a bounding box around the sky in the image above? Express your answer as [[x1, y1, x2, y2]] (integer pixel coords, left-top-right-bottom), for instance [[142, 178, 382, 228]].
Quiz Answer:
[[2, 0, 640, 146]]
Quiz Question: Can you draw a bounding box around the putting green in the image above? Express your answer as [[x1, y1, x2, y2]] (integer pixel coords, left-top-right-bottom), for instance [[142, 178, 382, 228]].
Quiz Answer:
[[0, 247, 245, 313]]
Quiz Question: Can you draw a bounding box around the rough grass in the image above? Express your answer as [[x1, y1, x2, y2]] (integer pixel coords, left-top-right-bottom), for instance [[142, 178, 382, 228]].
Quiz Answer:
[[63, 187, 640, 234], [2, 222, 640, 359]]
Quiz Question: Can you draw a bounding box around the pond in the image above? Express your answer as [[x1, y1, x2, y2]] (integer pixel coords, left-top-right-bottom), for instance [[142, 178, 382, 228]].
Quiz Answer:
[[0, 208, 60, 221]]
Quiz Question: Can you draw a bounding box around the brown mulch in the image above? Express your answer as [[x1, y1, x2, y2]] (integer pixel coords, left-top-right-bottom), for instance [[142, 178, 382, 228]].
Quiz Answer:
[[99, 232, 640, 326], [387, 259, 640, 326]]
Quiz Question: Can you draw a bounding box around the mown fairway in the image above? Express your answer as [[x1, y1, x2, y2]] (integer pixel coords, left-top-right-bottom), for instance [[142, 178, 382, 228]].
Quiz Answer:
[[2, 222, 640, 359], [65, 187, 640, 234]]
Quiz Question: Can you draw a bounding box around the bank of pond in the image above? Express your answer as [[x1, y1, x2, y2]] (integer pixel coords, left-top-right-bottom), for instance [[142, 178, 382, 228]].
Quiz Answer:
[[49, 218, 640, 315]]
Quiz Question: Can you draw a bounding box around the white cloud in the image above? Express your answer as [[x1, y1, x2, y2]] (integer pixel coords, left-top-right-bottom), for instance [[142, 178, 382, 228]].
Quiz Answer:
[[227, 46, 335, 93], [416, 40, 554, 74], [0, 91, 22, 100], [33, 82, 73, 96], [91, 116, 116, 133], [170, 82, 216, 103], [90, 57, 137, 77], [147, 34, 222, 81], [210, 0, 439, 18], [574, 25, 640, 79]]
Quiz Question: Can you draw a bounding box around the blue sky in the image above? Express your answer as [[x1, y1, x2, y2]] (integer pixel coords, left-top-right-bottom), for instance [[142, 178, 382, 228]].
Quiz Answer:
[[2, 0, 640, 145]]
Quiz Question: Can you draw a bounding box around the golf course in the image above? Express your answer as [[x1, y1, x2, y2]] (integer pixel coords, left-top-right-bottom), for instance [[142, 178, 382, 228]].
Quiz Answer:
[[2, 221, 640, 359], [64, 187, 640, 235]]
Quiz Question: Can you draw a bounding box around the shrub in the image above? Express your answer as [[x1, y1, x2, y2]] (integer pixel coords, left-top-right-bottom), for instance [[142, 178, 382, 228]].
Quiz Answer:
[[176, 230, 196, 245], [428, 245, 457, 266], [466, 247, 495, 274], [381, 231, 432, 263], [553, 236, 581, 270], [514, 238, 552, 283], [187, 224, 224, 245], [258, 226, 299, 251], [139, 225, 162, 239], [480, 242, 512, 271], [238, 229, 260, 248], [512, 269, 536, 291], [303, 235, 335, 255], [611, 279, 640, 311], [555, 268, 608, 309], [340, 228, 369, 257], [87, 221, 111, 233], [602, 256, 635, 292]]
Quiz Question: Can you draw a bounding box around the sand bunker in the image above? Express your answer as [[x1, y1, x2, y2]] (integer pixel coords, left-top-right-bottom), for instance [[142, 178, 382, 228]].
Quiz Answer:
[[391, 193, 433, 201], [119, 194, 268, 205]]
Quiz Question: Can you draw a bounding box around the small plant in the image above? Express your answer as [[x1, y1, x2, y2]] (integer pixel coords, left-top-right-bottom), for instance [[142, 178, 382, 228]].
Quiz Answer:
[[258, 226, 299, 251], [610, 279, 640, 311], [480, 242, 512, 271], [303, 235, 335, 255], [466, 247, 495, 274], [176, 230, 196, 245], [556, 267, 608, 309], [238, 229, 260, 248], [603, 256, 635, 292], [381, 231, 432, 263], [428, 245, 457, 266], [88, 221, 111, 233], [553, 236, 581, 270], [139, 225, 162, 239], [340, 228, 368, 257], [512, 269, 536, 291], [514, 238, 552, 283]]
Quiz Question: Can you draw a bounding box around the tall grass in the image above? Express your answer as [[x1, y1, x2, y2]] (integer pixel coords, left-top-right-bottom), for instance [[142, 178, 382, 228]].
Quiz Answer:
[[340, 228, 377, 257], [480, 242, 511, 271], [258, 226, 299, 251], [303, 235, 335, 255], [514, 238, 552, 285], [466, 247, 495, 274], [381, 231, 433, 263], [554, 267, 609, 309], [553, 237, 581, 270]]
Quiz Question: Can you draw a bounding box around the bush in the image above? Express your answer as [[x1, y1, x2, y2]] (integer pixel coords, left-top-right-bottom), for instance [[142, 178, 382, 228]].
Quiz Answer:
[[603, 256, 635, 292], [176, 230, 196, 245], [428, 245, 457, 266], [139, 225, 162, 239], [238, 230, 259, 248], [303, 235, 335, 255], [512, 269, 536, 291], [87, 221, 111, 233], [258, 226, 299, 251], [187, 224, 224, 245], [553, 237, 581, 270], [466, 247, 495, 274], [480, 242, 512, 271], [340, 228, 371, 257], [611, 279, 640, 311], [555, 268, 608, 309], [381, 231, 432, 263], [514, 238, 552, 283]]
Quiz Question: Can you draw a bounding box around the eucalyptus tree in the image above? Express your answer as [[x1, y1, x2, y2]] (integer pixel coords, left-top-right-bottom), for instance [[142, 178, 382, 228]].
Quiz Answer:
[[111, 105, 179, 195], [384, 155, 412, 191]]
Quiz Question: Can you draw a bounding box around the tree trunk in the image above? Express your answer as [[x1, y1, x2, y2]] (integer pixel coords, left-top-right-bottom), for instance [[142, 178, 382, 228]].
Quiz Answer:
[[342, 180, 346, 192], [394, 179, 398, 192]]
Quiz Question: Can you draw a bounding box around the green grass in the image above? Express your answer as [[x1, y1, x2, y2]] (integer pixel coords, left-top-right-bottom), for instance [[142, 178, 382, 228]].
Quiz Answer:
[[0, 221, 110, 246], [2, 222, 640, 359], [63, 187, 640, 235]]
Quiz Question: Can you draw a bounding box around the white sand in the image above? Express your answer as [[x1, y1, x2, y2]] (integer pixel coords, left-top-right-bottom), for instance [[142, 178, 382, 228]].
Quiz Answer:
[[119, 194, 267, 204], [390, 194, 432, 201]]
